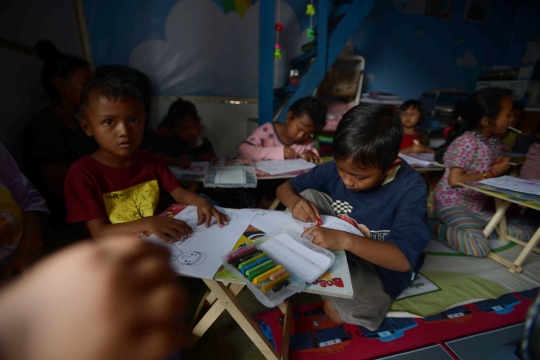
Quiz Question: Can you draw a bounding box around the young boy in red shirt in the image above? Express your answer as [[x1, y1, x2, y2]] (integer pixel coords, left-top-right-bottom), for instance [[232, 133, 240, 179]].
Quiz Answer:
[[64, 77, 228, 242]]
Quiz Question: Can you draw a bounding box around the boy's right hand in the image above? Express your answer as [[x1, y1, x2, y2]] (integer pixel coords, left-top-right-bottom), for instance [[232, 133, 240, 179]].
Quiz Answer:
[[144, 216, 193, 244], [492, 157, 511, 176], [284, 146, 298, 159], [291, 198, 320, 223]]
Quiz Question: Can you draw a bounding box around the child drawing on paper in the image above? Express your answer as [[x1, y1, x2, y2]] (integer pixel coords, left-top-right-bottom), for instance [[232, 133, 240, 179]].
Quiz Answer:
[[172, 251, 206, 266]]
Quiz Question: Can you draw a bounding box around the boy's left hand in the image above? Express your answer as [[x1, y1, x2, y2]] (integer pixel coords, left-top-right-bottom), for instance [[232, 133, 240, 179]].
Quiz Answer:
[[302, 226, 346, 251], [195, 198, 229, 228], [299, 150, 321, 163]]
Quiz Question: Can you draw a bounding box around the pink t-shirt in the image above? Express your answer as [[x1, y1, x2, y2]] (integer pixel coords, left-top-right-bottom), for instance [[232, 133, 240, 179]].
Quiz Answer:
[[434, 131, 502, 212], [238, 123, 318, 161]]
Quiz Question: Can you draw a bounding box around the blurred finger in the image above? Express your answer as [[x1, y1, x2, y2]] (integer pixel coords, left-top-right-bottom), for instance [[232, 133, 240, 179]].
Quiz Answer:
[[204, 210, 212, 228], [136, 324, 184, 360], [142, 284, 185, 323], [133, 257, 177, 290], [99, 237, 170, 264]]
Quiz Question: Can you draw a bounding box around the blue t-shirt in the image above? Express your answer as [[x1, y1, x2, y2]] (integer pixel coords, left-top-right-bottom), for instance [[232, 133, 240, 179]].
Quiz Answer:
[[289, 160, 430, 299]]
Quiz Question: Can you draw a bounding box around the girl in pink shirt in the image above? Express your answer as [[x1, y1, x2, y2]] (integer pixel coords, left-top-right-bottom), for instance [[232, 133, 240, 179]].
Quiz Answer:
[[432, 87, 537, 257], [238, 97, 327, 162]]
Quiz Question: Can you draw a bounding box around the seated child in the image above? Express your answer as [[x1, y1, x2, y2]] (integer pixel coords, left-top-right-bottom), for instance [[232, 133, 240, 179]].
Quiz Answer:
[[433, 87, 538, 257], [157, 98, 216, 167], [276, 104, 430, 330], [64, 77, 228, 242], [398, 100, 433, 154], [520, 122, 540, 180], [238, 97, 327, 163], [0, 142, 48, 280]]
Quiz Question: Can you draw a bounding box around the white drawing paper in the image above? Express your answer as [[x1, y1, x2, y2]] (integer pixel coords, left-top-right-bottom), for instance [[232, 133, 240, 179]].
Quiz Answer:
[[398, 153, 440, 167], [480, 176, 540, 196], [396, 273, 440, 300], [146, 206, 256, 279], [250, 211, 363, 237], [254, 159, 316, 175]]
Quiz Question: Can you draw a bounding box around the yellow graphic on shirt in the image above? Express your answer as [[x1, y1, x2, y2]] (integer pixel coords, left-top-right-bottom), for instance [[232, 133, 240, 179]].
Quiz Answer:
[[103, 180, 159, 224], [0, 187, 23, 246]]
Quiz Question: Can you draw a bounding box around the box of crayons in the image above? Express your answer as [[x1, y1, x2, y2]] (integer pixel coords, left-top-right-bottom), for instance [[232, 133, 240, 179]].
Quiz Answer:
[[222, 229, 335, 307]]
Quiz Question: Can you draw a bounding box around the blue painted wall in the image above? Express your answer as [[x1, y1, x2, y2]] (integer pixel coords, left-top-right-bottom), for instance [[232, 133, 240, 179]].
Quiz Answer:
[[351, 0, 537, 99], [83, 0, 539, 99]]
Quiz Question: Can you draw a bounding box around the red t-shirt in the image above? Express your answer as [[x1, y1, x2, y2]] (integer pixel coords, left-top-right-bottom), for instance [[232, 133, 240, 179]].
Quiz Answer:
[[400, 134, 421, 150], [64, 149, 180, 224]]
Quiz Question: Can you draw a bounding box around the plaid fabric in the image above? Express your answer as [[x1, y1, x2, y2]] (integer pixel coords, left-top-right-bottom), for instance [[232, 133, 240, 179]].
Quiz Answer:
[[431, 206, 538, 257]]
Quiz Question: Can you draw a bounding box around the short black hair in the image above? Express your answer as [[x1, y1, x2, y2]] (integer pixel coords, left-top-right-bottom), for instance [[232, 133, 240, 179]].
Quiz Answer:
[[289, 97, 327, 128], [399, 99, 425, 122], [80, 77, 144, 118], [333, 104, 402, 170], [35, 40, 90, 98], [161, 98, 200, 130]]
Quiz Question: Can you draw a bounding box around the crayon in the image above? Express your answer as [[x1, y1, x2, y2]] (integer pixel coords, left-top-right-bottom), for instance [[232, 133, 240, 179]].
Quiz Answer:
[[252, 265, 283, 285], [240, 257, 271, 274], [262, 273, 291, 293], [225, 244, 256, 261], [247, 262, 276, 281], [508, 126, 522, 133], [232, 250, 263, 268], [227, 248, 258, 265], [317, 218, 322, 226], [269, 269, 288, 281], [245, 260, 274, 277], [272, 280, 289, 293], [237, 253, 266, 270]]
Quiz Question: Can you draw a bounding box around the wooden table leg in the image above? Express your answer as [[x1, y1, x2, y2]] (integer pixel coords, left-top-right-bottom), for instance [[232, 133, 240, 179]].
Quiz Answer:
[[494, 198, 509, 242], [269, 198, 281, 210], [278, 301, 292, 360], [513, 227, 540, 271], [487, 252, 522, 273], [483, 200, 511, 237], [188, 282, 245, 348], [203, 279, 280, 360]]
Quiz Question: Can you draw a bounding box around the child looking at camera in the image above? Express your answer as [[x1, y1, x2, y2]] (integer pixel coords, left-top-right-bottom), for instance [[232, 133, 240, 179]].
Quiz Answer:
[[399, 100, 433, 154], [64, 77, 227, 242]]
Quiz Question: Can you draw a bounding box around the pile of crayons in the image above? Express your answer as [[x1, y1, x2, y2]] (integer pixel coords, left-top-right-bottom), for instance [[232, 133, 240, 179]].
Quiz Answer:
[[225, 244, 290, 293]]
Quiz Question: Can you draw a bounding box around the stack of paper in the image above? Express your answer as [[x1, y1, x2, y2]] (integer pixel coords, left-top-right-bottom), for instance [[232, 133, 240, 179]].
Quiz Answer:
[[398, 153, 441, 168], [254, 159, 316, 175], [480, 176, 540, 196]]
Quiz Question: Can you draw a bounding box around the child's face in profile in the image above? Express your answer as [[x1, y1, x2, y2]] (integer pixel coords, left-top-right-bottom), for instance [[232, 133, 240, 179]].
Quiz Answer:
[[80, 97, 146, 160], [487, 96, 513, 136], [286, 114, 316, 143], [400, 106, 421, 129], [175, 116, 201, 146], [335, 157, 395, 191], [509, 107, 523, 127]]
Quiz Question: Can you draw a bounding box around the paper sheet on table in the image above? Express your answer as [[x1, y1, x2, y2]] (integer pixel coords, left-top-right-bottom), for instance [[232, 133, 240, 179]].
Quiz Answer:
[[146, 206, 256, 279], [480, 176, 540, 196], [169, 162, 209, 180], [398, 153, 439, 167], [254, 159, 316, 175], [250, 211, 363, 237]]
